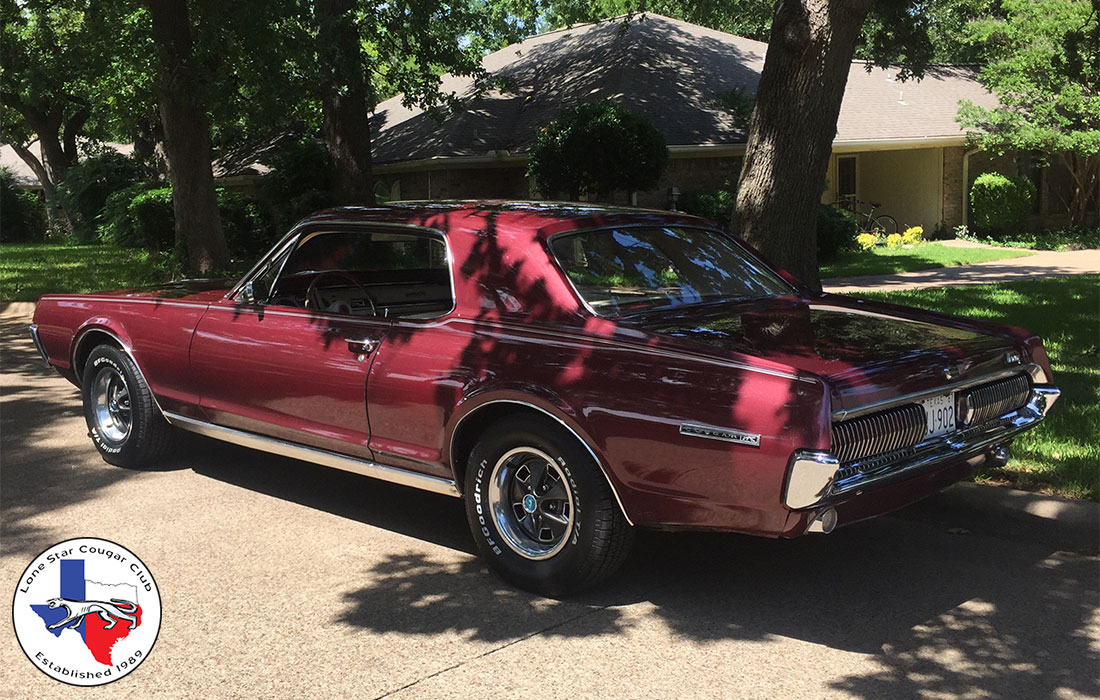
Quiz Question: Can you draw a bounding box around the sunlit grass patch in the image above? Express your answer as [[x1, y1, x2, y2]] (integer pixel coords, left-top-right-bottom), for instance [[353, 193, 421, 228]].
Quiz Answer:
[[821, 242, 1033, 278], [0, 243, 169, 301], [858, 276, 1099, 500]]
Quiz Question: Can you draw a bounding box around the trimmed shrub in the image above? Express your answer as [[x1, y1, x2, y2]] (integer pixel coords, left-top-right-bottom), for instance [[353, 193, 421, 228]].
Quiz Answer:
[[57, 152, 150, 242], [816, 204, 859, 259], [98, 183, 174, 251], [99, 183, 268, 261], [970, 172, 1035, 237], [256, 138, 338, 235], [678, 188, 734, 223], [0, 167, 47, 242], [527, 100, 668, 201]]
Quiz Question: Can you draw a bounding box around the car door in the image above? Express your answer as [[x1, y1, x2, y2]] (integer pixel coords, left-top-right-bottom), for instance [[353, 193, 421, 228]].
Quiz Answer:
[[188, 225, 407, 460], [189, 300, 389, 460]]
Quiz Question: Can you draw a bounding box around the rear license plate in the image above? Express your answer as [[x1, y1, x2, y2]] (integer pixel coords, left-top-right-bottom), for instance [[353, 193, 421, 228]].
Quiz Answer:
[[920, 393, 956, 439]]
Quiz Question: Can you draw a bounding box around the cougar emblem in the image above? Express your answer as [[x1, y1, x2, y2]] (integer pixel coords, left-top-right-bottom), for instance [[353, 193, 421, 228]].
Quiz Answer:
[[45, 597, 138, 631]]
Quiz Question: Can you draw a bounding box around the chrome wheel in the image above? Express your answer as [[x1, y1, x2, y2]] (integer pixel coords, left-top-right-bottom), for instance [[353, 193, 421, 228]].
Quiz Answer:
[[91, 365, 132, 444], [488, 447, 575, 560]]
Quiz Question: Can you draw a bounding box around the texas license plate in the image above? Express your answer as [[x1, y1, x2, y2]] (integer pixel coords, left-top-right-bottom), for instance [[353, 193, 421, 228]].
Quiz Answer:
[[920, 393, 956, 439]]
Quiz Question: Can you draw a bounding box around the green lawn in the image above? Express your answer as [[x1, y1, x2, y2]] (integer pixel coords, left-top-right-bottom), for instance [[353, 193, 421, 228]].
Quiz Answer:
[[860, 276, 1099, 501], [0, 243, 170, 301], [821, 242, 1033, 278]]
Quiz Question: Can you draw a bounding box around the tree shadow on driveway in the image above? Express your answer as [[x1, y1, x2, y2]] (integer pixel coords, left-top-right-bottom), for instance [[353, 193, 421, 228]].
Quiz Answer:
[[332, 515, 1098, 698]]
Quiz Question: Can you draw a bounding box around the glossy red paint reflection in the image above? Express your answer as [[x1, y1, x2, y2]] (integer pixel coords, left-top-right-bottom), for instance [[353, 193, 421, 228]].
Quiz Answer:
[[31, 202, 1055, 536]]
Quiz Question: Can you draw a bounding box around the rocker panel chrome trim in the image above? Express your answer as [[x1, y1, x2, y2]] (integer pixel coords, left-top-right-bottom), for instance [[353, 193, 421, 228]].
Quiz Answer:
[[163, 412, 461, 497]]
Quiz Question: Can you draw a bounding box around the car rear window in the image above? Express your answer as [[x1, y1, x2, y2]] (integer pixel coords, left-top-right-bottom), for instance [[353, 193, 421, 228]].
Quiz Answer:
[[550, 226, 792, 316]]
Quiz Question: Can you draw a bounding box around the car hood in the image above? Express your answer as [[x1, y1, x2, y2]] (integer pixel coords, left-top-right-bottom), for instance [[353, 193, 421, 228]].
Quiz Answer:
[[630, 296, 1020, 412]]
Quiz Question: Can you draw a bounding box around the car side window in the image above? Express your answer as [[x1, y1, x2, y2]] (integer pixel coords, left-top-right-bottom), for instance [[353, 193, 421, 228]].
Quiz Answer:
[[264, 228, 453, 319]]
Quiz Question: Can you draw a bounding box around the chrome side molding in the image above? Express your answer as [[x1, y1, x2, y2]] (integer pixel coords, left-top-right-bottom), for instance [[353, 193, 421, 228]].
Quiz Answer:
[[162, 412, 461, 498]]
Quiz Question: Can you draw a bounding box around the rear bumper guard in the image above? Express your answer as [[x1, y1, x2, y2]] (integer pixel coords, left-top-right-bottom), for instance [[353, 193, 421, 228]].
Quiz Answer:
[[784, 384, 1060, 509]]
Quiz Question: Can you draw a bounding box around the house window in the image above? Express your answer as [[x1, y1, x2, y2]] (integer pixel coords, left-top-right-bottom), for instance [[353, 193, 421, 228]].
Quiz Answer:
[[837, 156, 857, 209]]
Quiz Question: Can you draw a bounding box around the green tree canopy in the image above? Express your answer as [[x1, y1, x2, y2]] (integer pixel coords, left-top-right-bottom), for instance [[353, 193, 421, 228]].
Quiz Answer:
[[957, 0, 1099, 224]]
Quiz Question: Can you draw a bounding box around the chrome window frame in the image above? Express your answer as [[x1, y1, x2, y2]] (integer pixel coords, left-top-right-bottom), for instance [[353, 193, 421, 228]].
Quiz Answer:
[[226, 221, 458, 322], [544, 224, 796, 319]]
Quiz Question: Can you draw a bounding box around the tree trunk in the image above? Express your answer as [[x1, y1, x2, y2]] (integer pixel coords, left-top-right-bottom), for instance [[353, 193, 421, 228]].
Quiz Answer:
[[147, 0, 229, 273], [6, 139, 73, 235], [733, 0, 873, 290], [316, 0, 374, 205]]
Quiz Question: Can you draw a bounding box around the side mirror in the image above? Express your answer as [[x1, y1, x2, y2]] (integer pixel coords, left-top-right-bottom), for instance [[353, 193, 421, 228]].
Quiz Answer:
[[242, 281, 256, 304]]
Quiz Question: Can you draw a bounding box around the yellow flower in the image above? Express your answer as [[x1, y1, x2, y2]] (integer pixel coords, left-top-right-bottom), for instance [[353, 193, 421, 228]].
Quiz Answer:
[[856, 232, 879, 251], [901, 226, 923, 245], [886, 233, 903, 248]]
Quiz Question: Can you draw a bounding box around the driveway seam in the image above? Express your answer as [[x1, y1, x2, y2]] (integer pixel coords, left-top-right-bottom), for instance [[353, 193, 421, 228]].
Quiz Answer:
[[371, 600, 626, 699]]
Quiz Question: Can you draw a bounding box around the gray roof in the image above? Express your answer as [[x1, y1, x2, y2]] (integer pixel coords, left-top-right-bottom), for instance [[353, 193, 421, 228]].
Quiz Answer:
[[371, 13, 997, 164]]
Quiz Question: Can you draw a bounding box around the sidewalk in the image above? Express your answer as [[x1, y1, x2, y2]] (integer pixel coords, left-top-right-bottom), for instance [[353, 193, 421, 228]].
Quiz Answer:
[[823, 247, 1100, 293]]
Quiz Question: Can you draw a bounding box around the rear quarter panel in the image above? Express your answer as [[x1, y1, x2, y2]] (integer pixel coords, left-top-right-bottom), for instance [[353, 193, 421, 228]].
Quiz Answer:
[[429, 318, 831, 535]]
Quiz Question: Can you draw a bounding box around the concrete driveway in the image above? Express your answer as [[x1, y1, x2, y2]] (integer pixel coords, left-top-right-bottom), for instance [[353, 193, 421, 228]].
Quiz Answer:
[[2, 311, 1097, 700]]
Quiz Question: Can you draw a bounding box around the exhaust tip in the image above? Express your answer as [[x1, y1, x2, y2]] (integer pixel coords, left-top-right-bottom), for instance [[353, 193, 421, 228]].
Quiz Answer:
[[806, 507, 838, 534], [987, 443, 1011, 468]]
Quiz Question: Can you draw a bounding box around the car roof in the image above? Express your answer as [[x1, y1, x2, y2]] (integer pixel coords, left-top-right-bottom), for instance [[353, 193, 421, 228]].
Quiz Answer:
[[303, 200, 719, 241]]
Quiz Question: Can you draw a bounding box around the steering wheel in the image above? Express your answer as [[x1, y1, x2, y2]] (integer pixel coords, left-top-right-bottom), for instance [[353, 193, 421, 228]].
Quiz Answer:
[[304, 271, 377, 316]]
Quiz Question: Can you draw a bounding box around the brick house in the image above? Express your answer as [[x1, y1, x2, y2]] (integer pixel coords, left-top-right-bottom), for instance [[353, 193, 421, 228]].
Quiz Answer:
[[371, 14, 1088, 232]]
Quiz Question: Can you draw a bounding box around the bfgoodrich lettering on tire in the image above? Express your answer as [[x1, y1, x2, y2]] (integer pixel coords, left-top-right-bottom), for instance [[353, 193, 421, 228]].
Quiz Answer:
[[82, 345, 173, 468], [463, 416, 633, 596]]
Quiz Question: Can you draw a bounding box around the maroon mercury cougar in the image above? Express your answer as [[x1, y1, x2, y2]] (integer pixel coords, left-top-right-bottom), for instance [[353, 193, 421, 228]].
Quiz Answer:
[[29, 202, 1060, 594]]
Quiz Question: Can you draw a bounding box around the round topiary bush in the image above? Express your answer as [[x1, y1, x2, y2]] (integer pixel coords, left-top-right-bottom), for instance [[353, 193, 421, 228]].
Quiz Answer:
[[970, 172, 1035, 237], [527, 100, 668, 202]]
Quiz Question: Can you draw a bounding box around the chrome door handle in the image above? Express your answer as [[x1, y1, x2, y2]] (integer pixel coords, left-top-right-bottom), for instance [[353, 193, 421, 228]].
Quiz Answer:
[[345, 338, 379, 354]]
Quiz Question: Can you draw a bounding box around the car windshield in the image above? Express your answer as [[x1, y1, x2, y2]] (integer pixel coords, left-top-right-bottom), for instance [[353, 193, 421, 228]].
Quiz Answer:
[[550, 226, 793, 316]]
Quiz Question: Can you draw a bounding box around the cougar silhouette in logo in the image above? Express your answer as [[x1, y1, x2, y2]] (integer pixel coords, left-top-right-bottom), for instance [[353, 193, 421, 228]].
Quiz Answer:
[[45, 598, 138, 631]]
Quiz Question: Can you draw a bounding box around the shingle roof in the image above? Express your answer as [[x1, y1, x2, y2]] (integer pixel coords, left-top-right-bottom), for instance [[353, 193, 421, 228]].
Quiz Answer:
[[371, 13, 998, 164]]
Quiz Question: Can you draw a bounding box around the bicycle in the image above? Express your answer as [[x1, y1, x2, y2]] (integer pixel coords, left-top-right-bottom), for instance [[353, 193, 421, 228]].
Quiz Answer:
[[836, 197, 898, 235]]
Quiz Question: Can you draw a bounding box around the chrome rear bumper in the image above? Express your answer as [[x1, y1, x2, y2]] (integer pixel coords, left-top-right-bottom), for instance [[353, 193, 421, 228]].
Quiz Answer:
[[785, 385, 1060, 510], [28, 324, 50, 366]]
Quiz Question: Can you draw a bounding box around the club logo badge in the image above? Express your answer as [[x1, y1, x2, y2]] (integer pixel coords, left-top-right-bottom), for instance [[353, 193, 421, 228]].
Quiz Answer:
[[12, 537, 161, 686]]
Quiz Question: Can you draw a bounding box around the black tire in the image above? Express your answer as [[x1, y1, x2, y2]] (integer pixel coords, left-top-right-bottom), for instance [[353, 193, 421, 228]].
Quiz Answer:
[[872, 215, 898, 235], [82, 344, 174, 468], [464, 416, 633, 596]]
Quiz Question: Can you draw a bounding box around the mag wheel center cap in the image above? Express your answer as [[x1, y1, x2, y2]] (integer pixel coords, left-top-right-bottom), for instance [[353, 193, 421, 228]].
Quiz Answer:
[[522, 494, 538, 514]]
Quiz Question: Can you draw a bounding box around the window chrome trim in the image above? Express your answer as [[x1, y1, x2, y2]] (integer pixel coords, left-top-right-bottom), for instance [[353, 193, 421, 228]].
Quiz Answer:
[[229, 220, 458, 322], [544, 223, 796, 320], [163, 412, 460, 497], [449, 399, 635, 526], [830, 363, 1046, 421]]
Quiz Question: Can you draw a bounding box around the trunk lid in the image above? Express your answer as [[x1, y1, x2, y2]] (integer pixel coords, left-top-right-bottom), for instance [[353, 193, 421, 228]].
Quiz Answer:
[[630, 296, 1019, 412]]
